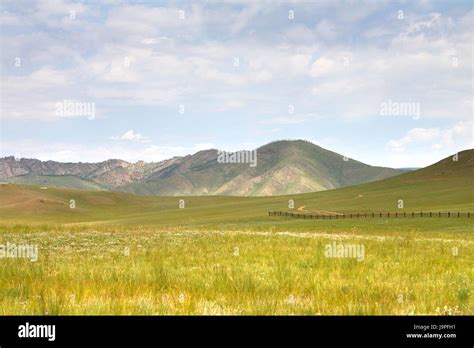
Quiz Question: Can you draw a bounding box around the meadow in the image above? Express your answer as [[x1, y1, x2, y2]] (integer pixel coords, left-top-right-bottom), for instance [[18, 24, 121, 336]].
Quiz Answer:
[[0, 154, 472, 315], [0, 221, 472, 315]]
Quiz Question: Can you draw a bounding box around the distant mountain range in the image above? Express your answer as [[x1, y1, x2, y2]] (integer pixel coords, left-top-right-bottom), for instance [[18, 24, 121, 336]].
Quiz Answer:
[[0, 140, 406, 196]]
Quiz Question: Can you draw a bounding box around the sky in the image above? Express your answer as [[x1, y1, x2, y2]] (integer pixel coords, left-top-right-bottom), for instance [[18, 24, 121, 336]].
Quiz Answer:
[[0, 0, 472, 168]]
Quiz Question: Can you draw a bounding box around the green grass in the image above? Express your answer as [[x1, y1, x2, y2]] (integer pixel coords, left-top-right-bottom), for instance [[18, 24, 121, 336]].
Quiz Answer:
[[0, 226, 471, 315], [0, 151, 472, 315], [0, 163, 472, 228], [7, 175, 105, 191]]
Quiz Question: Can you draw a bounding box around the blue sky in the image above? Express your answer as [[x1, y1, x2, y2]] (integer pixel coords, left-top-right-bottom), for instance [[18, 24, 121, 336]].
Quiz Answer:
[[0, 0, 472, 167]]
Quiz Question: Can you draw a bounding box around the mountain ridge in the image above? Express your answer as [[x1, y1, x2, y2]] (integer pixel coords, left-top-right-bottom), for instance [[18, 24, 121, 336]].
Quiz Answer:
[[1, 149, 472, 225], [1, 139, 407, 196]]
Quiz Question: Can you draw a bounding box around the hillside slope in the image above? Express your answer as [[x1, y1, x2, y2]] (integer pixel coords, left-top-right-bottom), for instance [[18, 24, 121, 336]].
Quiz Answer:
[[0, 150, 471, 226], [7, 174, 105, 191], [120, 140, 403, 196], [1, 140, 404, 196]]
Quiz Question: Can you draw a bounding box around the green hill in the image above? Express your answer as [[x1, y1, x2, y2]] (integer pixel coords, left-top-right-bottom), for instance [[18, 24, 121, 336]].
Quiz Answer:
[[0, 149, 471, 229], [7, 175, 105, 191], [1, 140, 404, 196], [118, 140, 404, 196], [0, 150, 472, 316]]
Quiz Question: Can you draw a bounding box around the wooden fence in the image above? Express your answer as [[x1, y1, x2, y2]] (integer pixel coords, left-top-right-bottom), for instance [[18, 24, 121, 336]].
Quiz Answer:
[[268, 211, 472, 219]]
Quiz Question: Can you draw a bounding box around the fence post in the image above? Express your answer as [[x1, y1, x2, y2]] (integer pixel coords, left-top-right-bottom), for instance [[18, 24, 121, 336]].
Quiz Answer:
[[267, 211, 474, 219]]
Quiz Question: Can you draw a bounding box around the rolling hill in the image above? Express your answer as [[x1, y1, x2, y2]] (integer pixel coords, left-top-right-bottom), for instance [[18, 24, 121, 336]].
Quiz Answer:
[[7, 174, 105, 191], [0, 149, 472, 318], [0, 149, 471, 227], [0, 140, 404, 196]]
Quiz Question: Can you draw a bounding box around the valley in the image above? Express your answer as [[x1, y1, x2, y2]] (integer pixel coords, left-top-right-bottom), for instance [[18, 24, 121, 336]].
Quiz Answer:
[[0, 149, 472, 315]]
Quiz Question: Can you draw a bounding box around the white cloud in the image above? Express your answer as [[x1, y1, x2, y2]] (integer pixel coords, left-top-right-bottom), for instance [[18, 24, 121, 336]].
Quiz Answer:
[[2, 141, 218, 163], [307, 18, 472, 119], [216, 100, 246, 112], [387, 121, 473, 152], [315, 20, 338, 41], [406, 12, 443, 35], [260, 113, 325, 125], [229, 4, 262, 35], [0, 11, 21, 25], [37, 0, 88, 16], [111, 130, 150, 143], [105, 4, 203, 35], [289, 54, 312, 75], [310, 57, 338, 78], [5, 2, 468, 123], [1, 67, 101, 121], [311, 80, 361, 96], [1, 0, 471, 170], [387, 128, 440, 152], [282, 25, 315, 43]]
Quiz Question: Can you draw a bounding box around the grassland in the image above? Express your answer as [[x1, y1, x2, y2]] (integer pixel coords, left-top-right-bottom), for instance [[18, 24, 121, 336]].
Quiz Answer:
[[0, 150, 472, 315], [7, 174, 105, 191]]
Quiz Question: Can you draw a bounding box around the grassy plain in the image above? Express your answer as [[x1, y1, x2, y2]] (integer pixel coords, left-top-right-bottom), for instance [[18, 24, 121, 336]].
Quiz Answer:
[[0, 151, 472, 314]]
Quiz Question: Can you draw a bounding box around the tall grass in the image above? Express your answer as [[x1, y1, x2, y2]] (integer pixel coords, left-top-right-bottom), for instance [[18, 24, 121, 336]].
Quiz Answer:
[[0, 225, 471, 315]]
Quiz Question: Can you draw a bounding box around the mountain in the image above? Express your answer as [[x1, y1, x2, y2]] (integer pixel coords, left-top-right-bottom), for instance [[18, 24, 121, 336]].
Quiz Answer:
[[0, 140, 405, 196], [0, 156, 181, 188], [1, 150, 472, 226], [6, 175, 105, 191]]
